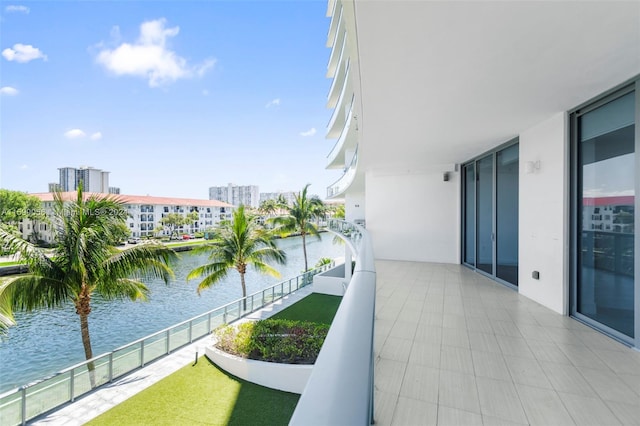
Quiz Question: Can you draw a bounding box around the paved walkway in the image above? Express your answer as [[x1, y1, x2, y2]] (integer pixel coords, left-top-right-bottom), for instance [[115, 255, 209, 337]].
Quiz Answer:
[[31, 286, 314, 426]]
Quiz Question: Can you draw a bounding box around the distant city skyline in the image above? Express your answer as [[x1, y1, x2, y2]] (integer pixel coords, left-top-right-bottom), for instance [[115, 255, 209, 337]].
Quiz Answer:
[[0, 2, 340, 200]]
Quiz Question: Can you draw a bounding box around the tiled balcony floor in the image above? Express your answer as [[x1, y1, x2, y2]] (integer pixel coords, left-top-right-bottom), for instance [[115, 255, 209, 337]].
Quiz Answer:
[[374, 260, 640, 426]]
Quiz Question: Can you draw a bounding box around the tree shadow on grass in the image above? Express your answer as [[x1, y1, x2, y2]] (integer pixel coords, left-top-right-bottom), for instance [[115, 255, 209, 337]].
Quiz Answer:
[[205, 357, 300, 426]]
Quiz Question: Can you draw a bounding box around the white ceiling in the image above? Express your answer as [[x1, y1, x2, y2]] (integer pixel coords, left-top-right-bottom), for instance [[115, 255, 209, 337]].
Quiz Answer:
[[351, 0, 640, 172]]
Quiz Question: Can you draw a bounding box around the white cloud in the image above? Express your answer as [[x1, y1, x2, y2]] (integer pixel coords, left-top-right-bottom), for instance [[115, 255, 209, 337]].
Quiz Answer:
[[64, 129, 86, 139], [300, 127, 317, 137], [95, 18, 216, 87], [90, 132, 102, 140], [202, 89, 209, 96], [0, 86, 18, 96], [19, 164, 28, 170], [5, 5, 29, 13], [266, 98, 281, 108], [2, 43, 47, 63]]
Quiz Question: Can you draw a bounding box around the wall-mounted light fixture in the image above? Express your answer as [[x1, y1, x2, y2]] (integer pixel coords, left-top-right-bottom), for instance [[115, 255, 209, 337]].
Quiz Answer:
[[443, 172, 450, 182], [525, 160, 541, 174]]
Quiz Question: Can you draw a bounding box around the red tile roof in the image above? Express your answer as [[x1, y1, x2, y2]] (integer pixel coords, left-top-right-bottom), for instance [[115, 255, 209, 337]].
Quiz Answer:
[[29, 192, 234, 208], [583, 196, 634, 206]]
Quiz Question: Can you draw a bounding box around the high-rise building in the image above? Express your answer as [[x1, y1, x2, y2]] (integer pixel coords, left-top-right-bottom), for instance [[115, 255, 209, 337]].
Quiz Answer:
[[209, 183, 259, 208], [54, 166, 110, 193]]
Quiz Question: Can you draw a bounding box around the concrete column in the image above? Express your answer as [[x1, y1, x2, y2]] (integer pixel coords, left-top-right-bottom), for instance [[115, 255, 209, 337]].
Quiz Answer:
[[344, 244, 352, 283]]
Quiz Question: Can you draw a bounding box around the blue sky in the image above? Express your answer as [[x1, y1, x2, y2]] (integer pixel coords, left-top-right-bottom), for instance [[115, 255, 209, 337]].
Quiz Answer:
[[0, 1, 339, 199]]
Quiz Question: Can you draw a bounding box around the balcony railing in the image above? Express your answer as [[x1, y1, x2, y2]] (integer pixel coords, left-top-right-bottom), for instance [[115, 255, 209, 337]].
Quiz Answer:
[[291, 219, 376, 425], [327, 56, 349, 107], [326, 1, 342, 48], [327, 148, 358, 198], [0, 264, 334, 426], [326, 73, 351, 139], [326, 96, 355, 168], [326, 26, 347, 80]]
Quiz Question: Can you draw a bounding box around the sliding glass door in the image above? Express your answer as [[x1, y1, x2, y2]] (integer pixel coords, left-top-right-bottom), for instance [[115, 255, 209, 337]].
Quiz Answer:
[[572, 85, 636, 344], [462, 141, 519, 287]]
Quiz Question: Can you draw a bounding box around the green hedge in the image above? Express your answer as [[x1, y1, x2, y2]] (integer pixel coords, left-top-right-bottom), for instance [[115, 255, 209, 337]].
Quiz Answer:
[[215, 319, 329, 364]]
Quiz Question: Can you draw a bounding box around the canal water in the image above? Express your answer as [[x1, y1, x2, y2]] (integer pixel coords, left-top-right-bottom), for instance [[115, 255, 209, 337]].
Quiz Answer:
[[0, 235, 343, 393]]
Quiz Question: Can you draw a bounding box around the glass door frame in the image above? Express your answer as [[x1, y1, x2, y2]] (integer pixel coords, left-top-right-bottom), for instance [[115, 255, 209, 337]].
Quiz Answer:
[[569, 79, 639, 348], [461, 138, 519, 290]]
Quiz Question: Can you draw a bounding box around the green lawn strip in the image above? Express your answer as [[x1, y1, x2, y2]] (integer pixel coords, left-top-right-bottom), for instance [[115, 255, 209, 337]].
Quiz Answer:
[[86, 357, 298, 426], [164, 240, 209, 248], [270, 293, 342, 325], [0, 261, 25, 267]]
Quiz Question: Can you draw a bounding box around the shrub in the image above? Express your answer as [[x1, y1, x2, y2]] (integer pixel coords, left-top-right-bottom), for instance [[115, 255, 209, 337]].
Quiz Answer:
[[214, 319, 329, 364]]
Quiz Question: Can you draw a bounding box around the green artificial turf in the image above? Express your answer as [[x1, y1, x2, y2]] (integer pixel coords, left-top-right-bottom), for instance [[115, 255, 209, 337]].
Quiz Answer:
[[0, 261, 24, 266], [270, 293, 342, 325], [86, 357, 299, 426]]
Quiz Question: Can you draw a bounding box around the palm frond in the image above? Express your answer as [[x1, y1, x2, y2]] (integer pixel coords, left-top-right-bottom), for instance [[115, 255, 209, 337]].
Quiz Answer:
[[0, 274, 69, 312], [97, 278, 149, 301]]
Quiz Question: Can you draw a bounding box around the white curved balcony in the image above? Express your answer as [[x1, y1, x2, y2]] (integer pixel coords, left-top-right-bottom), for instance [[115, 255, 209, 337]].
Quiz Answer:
[[326, 2, 342, 48], [290, 218, 375, 425], [326, 98, 355, 169], [327, 150, 358, 199], [326, 75, 351, 139], [326, 25, 346, 79], [327, 58, 349, 108]]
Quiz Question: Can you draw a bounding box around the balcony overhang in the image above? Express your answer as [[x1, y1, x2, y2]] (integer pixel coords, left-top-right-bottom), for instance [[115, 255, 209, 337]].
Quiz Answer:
[[349, 1, 640, 172]]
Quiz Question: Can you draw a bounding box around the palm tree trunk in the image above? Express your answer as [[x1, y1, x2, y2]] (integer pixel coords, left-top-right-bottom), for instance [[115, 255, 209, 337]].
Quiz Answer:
[[301, 232, 308, 272], [76, 287, 96, 388], [240, 271, 247, 311]]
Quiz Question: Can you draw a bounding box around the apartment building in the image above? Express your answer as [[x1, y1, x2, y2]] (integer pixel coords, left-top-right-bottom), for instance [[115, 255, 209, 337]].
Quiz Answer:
[[209, 183, 259, 209], [55, 166, 110, 193], [20, 193, 233, 242], [324, 0, 639, 348]]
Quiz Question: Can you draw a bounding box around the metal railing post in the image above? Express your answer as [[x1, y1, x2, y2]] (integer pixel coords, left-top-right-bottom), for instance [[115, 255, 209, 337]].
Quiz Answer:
[[188, 320, 193, 343], [166, 329, 171, 354], [108, 353, 113, 382], [207, 312, 212, 333], [70, 368, 75, 402], [223, 306, 228, 324], [20, 386, 26, 426], [141, 341, 145, 367]]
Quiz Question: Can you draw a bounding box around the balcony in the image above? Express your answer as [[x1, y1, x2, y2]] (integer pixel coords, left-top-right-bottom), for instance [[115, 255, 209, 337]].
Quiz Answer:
[[326, 1, 342, 48], [292, 220, 640, 424], [326, 24, 346, 80], [326, 72, 351, 139], [327, 57, 349, 108], [326, 97, 355, 169], [327, 149, 357, 198]]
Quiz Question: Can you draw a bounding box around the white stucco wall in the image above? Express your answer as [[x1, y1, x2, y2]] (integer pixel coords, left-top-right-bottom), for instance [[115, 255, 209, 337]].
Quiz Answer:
[[518, 112, 568, 314], [365, 169, 460, 263], [345, 192, 365, 223]]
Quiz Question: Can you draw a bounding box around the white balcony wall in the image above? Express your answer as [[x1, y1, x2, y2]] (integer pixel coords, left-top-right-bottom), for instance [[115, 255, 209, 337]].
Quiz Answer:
[[519, 112, 568, 315], [327, 104, 355, 169], [365, 169, 460, 263], [326, 3, 342, 47], [326, 29, 347, 81], [345, 192, 365, 224]]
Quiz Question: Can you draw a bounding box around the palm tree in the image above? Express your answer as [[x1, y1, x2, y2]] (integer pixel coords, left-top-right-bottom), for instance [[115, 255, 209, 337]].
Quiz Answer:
[[271, 184, 322, 272], [187, 205, 286, 310], [0, 187, 176, 386]]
